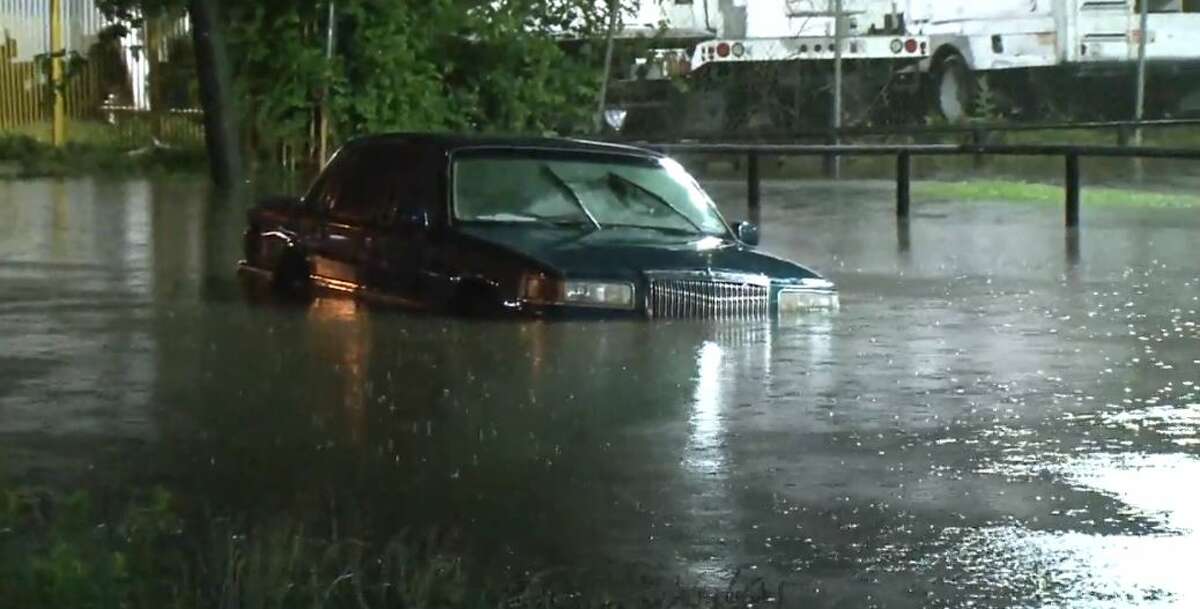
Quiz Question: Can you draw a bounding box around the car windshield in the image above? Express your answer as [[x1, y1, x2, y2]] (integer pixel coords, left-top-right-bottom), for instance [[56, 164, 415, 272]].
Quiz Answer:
[[453, 152, 730, 236]]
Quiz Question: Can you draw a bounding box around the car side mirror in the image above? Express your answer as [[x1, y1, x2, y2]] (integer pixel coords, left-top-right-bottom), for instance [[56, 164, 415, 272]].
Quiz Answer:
[[734, 221, 760, 246]]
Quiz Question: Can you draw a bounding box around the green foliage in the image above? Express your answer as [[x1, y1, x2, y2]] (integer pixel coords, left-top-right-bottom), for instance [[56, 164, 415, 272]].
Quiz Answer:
[[0, 488, 181, 609], [331, 1, 459, 135], [97, 0, 616, 165], [0, 484, 795, 608], [0, 487, 476, 609], [968, 75, 1002, 123]]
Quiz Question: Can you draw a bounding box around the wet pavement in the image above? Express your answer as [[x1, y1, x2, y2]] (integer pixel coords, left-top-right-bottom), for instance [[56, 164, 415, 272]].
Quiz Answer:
[[1, 174, 1199, 607]]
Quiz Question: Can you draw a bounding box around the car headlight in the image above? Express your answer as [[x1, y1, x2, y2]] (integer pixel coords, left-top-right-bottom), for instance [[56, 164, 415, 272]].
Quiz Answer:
[[563, 281, 636, 309], [778, 289, 839, 313], [520, 274, 636, 310]]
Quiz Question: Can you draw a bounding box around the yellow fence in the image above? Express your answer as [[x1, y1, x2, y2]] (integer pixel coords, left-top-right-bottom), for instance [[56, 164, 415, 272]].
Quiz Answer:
[[0, 50, 106, 129], [2, 0, 203, 146], [0, 50, 44, 129]]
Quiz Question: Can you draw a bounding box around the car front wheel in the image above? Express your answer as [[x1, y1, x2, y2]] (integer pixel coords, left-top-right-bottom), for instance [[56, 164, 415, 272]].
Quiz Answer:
[[273, 250, 311, 297]]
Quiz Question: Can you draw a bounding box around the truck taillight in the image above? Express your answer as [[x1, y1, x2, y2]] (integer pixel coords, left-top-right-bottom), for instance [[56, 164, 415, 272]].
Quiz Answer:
[[717, 42, 731, 58], [905, 39, 919, 53], [890, 38, 904, 54]]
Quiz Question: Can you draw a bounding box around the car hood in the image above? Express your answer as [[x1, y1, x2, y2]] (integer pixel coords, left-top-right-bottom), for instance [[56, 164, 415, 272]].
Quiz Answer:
[[456, 224, 827, 286]]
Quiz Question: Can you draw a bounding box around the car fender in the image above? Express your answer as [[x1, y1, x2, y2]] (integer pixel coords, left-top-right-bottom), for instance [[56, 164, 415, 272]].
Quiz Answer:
[[247, 228, 304, 273]]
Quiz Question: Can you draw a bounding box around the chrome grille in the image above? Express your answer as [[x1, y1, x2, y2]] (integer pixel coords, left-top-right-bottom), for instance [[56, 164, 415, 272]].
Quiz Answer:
[[647, 273, 771, 320]]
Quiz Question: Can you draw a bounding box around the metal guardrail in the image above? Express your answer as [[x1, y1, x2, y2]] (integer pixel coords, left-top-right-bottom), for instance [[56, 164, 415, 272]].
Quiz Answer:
[[647, 117, 1200, 145], [642, 142, 1200, 229]]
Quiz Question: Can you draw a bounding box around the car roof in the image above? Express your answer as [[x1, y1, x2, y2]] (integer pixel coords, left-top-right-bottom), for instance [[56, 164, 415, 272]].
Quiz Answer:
[[343, 132, 663, 159]]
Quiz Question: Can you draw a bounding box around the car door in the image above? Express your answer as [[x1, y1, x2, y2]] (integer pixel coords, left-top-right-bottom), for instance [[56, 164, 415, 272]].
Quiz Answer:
[[309, 147, 377, 289], [296, 152, 351, 282], [359, 141, 440, 304]]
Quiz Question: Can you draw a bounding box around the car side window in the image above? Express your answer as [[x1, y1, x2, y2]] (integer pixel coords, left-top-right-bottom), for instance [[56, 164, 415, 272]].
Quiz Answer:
[[306, 141, 435, 227], [329, 150, 380, 224], [305, 149, 353, 216], [379, 143, 436, 225]]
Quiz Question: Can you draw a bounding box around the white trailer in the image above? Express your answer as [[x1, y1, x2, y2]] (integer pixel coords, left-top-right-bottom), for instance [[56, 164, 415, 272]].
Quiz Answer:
[[606, 0, 930, 134], [908, 0, 1200, 120]]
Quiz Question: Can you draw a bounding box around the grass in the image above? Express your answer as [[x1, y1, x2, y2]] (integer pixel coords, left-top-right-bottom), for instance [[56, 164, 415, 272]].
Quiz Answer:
[[4, 115, 206, 148], [0, 486, 498, 609], [0, 486, 783, 609], [914, 179, 1200, 208], [1, 118, 206, 178], [0, 133, 206, 178], [1001, 125, 1200, 148]]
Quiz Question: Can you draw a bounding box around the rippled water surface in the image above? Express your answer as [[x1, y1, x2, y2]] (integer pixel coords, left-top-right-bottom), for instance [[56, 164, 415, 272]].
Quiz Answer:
[[1, 175, 1198, 607]]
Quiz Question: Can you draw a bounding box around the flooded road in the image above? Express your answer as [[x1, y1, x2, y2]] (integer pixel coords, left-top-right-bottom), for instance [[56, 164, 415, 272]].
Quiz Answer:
[[2, 175, 1199, 607]]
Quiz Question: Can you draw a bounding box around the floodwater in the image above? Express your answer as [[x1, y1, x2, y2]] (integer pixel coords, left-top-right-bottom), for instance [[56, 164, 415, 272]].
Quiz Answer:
[[2, 173, 1199, 607]]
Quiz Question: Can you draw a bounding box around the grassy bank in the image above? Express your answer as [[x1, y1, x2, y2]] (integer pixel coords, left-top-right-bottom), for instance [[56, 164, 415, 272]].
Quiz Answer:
[[994, 125, 1200, 148], [0, 486, 481, 609], [915, 179, 1200, 208], [0, 129, 206, 179], [0, 486, 776, 609]]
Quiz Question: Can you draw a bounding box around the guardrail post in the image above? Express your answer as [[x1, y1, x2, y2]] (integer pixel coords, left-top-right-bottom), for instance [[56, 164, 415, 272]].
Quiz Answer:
[[971, 128, 986, 169], [823, 133, 839, 179], [49, 0, 66, 146], [1117, 125, 1132, 147], [747, 151, 761, 218], [896, 151, 911, 219], [1065, 152, 1081, 228]]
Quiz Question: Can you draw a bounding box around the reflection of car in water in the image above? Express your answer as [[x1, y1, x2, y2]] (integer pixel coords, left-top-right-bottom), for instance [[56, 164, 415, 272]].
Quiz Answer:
[[239, 134, 837, 319]]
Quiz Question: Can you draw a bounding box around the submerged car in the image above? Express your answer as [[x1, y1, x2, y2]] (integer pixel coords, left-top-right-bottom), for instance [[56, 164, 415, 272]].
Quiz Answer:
[[239, 134, 837, 319]]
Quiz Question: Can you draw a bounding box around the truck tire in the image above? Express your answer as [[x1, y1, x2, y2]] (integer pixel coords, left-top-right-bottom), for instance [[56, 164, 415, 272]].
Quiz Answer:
[[934, 54, 976, 122]]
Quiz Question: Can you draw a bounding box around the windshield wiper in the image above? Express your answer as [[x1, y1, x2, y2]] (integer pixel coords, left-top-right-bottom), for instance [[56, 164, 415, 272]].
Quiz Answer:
[[606, 172, 704, 234], [540, 165, 602, 231], [598, 223, 713, 236], [472, 212, 584, 226]]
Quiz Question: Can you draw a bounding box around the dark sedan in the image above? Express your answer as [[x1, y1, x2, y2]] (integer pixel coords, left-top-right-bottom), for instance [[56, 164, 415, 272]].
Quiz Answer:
[[239, 133, 837, 319]]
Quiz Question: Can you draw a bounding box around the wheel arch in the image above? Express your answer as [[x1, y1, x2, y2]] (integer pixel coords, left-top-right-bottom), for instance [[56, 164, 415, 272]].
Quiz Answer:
[[929, 41, 973, 74]]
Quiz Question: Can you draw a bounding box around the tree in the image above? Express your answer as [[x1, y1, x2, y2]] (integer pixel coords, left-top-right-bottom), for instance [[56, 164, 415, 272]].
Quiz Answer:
[[99, 0, 621, 175], [189, 0, 241, 188]]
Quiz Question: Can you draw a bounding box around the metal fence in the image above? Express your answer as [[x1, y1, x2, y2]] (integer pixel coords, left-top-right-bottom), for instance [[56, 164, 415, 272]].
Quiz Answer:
[[647, 142, 1200, 231], [0, 0, 203, 147]]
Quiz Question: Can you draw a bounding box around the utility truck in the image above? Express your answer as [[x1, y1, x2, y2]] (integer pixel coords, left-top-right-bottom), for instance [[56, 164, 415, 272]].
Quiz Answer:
[[909, 0, 1200, 120], [604, 0, 931, 135]]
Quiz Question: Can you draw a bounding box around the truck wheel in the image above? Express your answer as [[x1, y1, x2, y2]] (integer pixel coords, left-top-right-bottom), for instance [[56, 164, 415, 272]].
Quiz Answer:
[[935, 54, 976, 122]]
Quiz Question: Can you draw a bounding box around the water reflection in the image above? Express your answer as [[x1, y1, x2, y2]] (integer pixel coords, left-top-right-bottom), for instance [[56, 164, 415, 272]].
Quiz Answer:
[[1066, 228, 1082, 268], [306, 298, 371, 446], [686, 341, 726, 475], [929, 453, 1200, 608]]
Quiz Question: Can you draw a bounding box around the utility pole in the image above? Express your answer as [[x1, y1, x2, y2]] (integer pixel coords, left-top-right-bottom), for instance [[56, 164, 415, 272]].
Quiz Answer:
[[595, 0, 620, 134], [190, 0, 243, 189], [318, 1, 336, 165], [49, 0, 65, 146], [1134, 0, 1149, 145], [146, 14, 163, 140], [829, 0, 845, 179]]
